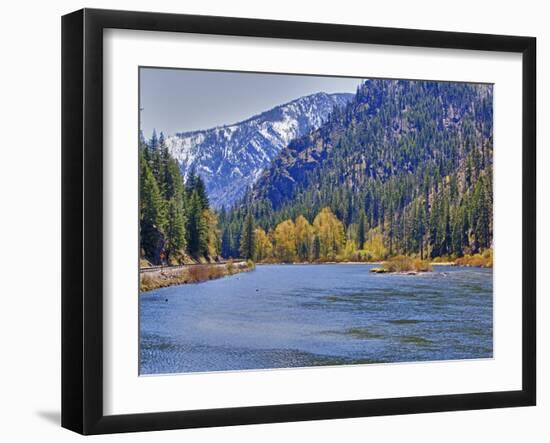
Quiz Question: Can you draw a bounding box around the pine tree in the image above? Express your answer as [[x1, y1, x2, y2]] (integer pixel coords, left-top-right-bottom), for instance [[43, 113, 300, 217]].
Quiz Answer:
[[239, 213, 256, 260], [150, 145, 165, 186], [149, 129, 158, 150], [429, 194, 441, 258], [186, 191, 208, 257], [164, 198, 186, 263], [313, 234, 321, 260], [357, 211, 366, 249], [163, 157, 184, 201], [186, 168, 196, 196], [139, 151, 165, 264], [221, 227, 233, 258], [194, 175, 209, 210], [417, 201, 427, 259], [472, 176, 490, 252]]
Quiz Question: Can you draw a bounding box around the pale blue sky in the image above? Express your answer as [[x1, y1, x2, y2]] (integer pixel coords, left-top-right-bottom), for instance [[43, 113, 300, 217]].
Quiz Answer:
[[139, 68, 362, 137]]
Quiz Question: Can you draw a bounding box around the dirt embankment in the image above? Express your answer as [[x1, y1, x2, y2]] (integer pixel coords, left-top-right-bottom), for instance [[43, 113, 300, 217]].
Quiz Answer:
[[140, 261, 254, 293]]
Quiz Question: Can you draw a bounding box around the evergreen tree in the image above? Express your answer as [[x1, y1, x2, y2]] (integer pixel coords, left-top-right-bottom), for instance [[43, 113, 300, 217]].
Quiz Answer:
[[221, 226, 233, 258], [357, 211, 366, 249], [313, 234, 321, 260], [139, 151, 165, 264], [186, 191, 208, 257], [194, 174, 209, 210], [239, 213, 256, 260], [164, 198, 186, 263], [150, 145, 165, 186], [149, 129, 158, 150], [416, 201, 427, 259], [163, 157, 184, 201], [472, 176, 490, 252]]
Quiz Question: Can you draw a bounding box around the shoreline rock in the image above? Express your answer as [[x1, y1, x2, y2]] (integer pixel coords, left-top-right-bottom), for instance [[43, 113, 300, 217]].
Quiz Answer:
[[370, 267, 428, 275]]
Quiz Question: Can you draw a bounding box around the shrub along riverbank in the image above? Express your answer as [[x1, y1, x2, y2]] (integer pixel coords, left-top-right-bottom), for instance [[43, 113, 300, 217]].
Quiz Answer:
[[371, 255, 433, 274], [369, 249, 492, 274], [140, 260, 255, 293], [455, 249, 493, 268]]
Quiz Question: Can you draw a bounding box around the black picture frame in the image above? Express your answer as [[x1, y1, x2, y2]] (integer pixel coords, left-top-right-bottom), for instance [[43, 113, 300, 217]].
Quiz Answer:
[[62, 8, 536, 435]]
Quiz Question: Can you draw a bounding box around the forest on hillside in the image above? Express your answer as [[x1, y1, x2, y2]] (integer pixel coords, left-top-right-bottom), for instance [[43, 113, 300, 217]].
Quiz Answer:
[[219, 80, 493, 262], [140, 79, 493, 266]]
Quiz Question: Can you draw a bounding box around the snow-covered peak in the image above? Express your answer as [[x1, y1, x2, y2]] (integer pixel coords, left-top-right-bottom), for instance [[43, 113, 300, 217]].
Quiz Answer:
[[163, 92, 353, 208]]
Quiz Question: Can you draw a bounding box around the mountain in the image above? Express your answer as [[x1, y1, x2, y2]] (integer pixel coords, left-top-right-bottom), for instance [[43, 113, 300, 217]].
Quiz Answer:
[[163, 92, 354, 209], [253, 79, 492, 208], [222, 79, 493, 260]]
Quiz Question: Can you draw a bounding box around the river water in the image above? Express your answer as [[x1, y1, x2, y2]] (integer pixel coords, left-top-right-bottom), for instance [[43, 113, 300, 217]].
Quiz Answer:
[[140, 264, 492, 375]]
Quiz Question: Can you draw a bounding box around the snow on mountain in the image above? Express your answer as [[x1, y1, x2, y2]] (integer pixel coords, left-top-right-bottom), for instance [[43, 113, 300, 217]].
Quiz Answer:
[[164, 92, 354, 208]]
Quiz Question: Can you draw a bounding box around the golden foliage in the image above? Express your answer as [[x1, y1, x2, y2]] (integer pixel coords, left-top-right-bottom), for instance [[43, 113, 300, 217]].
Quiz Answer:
[[254, 228, 273, 261], [295, 215, 315, 261], [203, 209, 220, 258], [140, 258, 152, 268], [313, 207, 345, 259], [187, 265, 219, 282], [381, 255, 432, 273], [362, 229, 388, 261], [339, 239, 359, 261], [273, 219, 297, 262], [455, 249, 493, 268]]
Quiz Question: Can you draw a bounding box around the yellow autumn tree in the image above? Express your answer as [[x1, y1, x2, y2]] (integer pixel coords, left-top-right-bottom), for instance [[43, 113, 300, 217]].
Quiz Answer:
[[273, 219, 297, 262], [254, 228, 273, 261], [203, 209, 220, 259], [313, 207, 345, 260], [295, 215, 315, 261], [342, 239, 358, 261], [362, 228, 388, 261]]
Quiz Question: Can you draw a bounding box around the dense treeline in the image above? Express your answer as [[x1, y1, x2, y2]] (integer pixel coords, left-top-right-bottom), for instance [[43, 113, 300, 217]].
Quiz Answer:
[[220, 79, 493, 261], [139, 131, 220, 265]]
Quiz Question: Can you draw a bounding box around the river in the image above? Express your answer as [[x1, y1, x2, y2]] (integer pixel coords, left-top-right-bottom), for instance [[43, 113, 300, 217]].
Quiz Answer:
[[140, 264, 492, 375]]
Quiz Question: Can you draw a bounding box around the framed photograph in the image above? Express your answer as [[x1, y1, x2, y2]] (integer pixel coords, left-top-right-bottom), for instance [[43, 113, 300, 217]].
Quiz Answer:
[[62, 8, 536, 435]]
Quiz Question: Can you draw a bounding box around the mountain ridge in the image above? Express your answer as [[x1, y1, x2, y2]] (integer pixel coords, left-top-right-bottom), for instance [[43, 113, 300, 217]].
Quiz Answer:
[[163, 91, 354, 208]]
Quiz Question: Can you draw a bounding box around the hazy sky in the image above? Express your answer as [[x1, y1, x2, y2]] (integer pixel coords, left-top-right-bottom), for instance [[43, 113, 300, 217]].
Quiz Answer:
[[139, 68, 362, 137]]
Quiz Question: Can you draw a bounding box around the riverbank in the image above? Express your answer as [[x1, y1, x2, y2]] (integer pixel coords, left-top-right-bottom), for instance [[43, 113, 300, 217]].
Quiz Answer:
[[140, 261, 254, 293]]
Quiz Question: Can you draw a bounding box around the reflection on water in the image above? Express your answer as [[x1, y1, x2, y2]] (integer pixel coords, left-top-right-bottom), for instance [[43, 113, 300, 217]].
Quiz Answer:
[[139, 264, 492, 375]]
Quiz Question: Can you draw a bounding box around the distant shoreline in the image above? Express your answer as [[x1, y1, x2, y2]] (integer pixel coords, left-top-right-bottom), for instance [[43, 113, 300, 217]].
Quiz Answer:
[[255, 261, 382, 266], [140, 255, 491, 293], [255, 261, 462, 267]]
